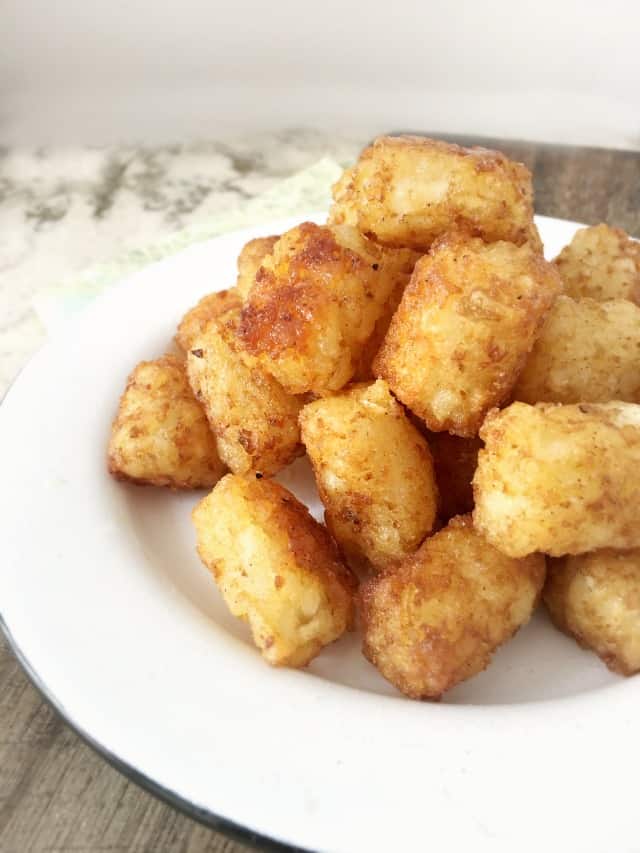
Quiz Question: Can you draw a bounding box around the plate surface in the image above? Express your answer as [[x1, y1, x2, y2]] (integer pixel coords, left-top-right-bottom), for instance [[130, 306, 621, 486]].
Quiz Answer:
[[1, 213, 638, 853]]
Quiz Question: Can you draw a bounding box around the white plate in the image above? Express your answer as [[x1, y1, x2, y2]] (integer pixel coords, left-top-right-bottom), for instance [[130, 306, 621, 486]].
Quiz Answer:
[[1, 213, 638, 853]]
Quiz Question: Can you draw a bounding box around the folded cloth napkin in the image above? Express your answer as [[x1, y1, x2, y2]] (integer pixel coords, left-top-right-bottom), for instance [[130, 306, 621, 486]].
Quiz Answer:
[[33, 158, 342, 332]]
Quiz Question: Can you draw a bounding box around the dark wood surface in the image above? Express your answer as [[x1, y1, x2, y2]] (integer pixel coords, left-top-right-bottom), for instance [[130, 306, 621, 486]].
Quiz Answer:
[[1, 137, 638, 853]]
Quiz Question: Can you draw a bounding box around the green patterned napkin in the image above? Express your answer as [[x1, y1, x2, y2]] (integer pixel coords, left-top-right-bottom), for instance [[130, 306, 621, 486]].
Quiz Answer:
[[33, 158, 342, 332]]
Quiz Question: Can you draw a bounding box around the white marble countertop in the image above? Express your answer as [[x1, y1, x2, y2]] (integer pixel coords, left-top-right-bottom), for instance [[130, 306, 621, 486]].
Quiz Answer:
[[0, 130, 364, 395]]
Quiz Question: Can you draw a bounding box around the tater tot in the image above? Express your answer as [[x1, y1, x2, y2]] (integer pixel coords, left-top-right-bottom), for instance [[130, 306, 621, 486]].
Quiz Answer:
[[176, 288, 243, 353], [429, 432, 482, 522], [514, 296, 640, 404], [351, 276, 407, 382], [345, 233, 419, 382], [361, 515, 545, 699], [299, 380, 438, 572], [544, 550, 640, 676], [554, 224, 640, 304], [108, 355, 225, 489], [374, 234, 561, 436], [474, 401, 640, 558], [235, 235, 280, 300], [187, 309, 302, 476], [192, 474, 356, 667], [329, 166, 358, 227], [329, 135, 537, 251], [238, 222, 417, 395]]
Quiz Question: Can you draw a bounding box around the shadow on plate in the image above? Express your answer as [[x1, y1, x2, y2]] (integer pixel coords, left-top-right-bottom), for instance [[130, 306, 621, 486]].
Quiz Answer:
[[122, 465, 620, 705]]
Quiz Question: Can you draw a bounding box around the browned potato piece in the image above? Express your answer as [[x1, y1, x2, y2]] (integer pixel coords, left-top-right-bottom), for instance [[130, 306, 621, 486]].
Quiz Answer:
[[238, 222, 417, 395], [429, 432, 482, 522], [329, 135, 537, 251], [329, 166, 358, 227], [351, 276, 407, 382], [348, 237, 420, 381], [187, 309, 302, 476], [554, 224, 640, 304], [299, 380, 438, 572], [544, 550, 640, 676], [374, 234, 562, 436], [514, 296, 640, 404], [108, 355, 225, 488], [192, 474, 356, 667], [176, 288, 243, 353], [236, 235, 280, 300], [361, 515, 545, 699], [474, 401, 640, 558]]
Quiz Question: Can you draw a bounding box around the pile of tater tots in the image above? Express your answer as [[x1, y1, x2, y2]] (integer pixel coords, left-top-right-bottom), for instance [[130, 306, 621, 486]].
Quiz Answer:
[[108, 136, 640, 699]]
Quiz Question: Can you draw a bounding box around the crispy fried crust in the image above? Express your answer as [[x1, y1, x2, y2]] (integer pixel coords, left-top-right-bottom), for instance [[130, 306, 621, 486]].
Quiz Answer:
[[544, 550, 640, 676], [192, 474, 356, 667], [328, 164, 359, 230], [429, 432, 482, 522], [361, 515, 545, 699], [514, 296, 640, 404], [351, 275, 408, 382], [299, 380, 438, 572], [236, 235, 280, 300], [176, 288, 243, 353], [340, 229, 420, 381], [474, 401, 640, 557], [108, 355, 225, 489], [186, 308, 303, 477], [554, 224, 640, 304], [329, 135, 537, 251], [238, 222, 417, 395], [374, 234, 561, 436]]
